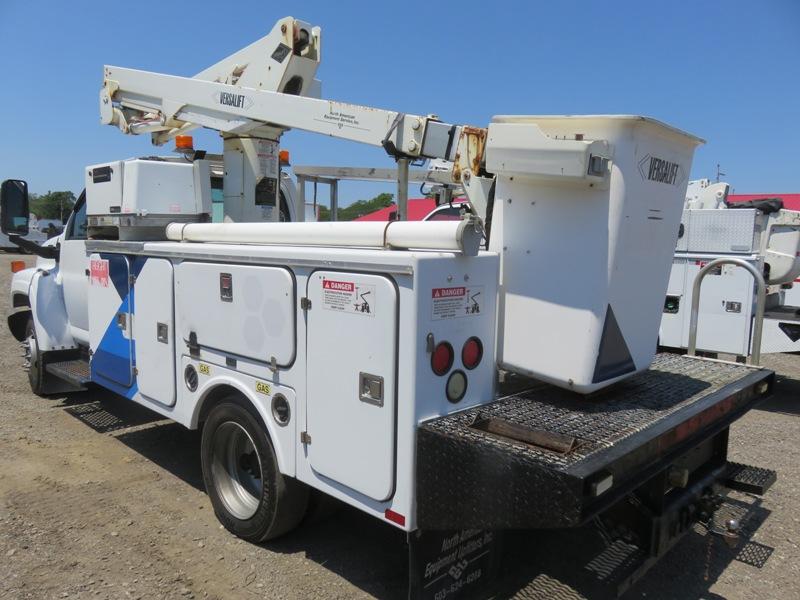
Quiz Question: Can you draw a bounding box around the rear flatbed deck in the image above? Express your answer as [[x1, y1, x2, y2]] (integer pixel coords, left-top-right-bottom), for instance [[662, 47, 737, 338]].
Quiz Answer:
[[416, 354, 773, 529]]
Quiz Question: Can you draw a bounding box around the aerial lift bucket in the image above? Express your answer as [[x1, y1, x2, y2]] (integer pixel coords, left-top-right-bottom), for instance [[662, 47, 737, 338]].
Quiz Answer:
[[487, 115, 704, 393]]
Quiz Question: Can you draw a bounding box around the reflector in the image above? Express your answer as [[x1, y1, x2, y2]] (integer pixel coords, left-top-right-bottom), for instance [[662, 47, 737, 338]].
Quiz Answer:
[[446, 370, 467, 403]]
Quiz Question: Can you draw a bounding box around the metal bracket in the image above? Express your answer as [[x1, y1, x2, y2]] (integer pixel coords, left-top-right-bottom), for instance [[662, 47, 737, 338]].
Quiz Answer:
[[426, 332, 435, 353], [156, 322, 169, 343], [300, 431, 312, 444], [300, 297, 312, 310], [359, 372, 384, 407], [188, 331, 200, 357]]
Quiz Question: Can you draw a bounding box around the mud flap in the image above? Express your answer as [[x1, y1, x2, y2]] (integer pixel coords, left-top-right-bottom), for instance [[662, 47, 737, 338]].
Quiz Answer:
[[408, 529, 503, 599]]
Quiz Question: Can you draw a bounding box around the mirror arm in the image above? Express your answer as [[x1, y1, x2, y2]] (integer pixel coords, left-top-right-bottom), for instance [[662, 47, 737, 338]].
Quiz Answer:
[[8, 236, 59, 260]]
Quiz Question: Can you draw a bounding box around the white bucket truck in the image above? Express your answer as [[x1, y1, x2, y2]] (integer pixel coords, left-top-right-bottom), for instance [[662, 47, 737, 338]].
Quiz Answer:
[[2, 17, 777, 598]]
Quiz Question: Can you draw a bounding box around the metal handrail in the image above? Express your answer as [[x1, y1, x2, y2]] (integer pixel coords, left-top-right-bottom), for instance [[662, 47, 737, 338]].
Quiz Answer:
[[687, 257, 767, 366]]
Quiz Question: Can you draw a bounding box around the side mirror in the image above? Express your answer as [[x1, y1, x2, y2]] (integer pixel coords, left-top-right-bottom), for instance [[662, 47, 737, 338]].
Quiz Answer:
[[0, 179, 30, 236]]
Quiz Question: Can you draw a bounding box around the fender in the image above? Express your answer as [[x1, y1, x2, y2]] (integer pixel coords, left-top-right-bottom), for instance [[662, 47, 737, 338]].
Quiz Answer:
[[7, 266, 36, 341], [29, 269, 78, 352], [189, 372, 296, 478]]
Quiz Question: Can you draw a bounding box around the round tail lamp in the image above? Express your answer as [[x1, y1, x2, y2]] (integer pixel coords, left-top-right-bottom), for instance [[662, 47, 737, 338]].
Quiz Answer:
[[431, 341, 454, 376]]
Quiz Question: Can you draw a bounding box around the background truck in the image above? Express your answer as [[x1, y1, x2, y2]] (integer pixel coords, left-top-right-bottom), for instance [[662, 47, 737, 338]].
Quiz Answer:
[[660, 178, 800, 359], [1, 17, 778, 598]]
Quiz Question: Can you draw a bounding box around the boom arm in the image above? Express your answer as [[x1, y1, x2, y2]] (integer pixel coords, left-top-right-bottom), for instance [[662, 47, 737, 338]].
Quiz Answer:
[[101, 66, 461, 160], [99, 16, 609, 223], [99, 16, 482, 196]]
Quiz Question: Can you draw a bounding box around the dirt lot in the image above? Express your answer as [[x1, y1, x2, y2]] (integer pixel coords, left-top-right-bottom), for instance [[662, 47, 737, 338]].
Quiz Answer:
[[0, 252, 798, 600]]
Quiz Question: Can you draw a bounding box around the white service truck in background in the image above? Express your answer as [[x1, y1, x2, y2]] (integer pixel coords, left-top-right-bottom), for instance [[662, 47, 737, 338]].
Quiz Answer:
[[2, 17, 778, 599], [659, 179, 800, 359]]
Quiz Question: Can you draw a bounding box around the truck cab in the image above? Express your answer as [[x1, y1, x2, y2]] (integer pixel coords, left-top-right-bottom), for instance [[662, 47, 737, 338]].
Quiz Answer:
[[6, 157, 302, 394]]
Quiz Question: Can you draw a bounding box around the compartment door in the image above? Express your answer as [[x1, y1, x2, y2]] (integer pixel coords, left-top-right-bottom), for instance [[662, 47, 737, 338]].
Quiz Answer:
[[306, 271, 397, 501], [133, 259, 176, 406], [89, 254, 134, 388]]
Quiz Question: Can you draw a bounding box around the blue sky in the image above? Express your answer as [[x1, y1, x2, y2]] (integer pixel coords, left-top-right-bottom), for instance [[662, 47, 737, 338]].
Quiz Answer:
[[1, 0, 798, 203]]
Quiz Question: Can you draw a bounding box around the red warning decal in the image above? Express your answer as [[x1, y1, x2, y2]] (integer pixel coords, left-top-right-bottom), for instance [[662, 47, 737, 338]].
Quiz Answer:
[[321, 278, 375, 316], [89, 258, 109, 287], [323, 279, 355, 292], [432, 286, 483, 320], [432, 287, 465, 299]]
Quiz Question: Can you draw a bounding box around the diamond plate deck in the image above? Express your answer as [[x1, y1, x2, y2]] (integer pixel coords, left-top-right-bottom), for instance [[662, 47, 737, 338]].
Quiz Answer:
[[416, 354, 773, 530], [46, 358, 91, 386], [724, 462, 777, 495]]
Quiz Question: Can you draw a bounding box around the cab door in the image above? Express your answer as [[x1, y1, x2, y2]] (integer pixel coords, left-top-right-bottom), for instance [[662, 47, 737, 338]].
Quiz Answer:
[[60, 195, 90, 345]]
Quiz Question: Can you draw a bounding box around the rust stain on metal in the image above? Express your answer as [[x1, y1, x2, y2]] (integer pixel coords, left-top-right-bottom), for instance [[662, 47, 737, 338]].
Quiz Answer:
[[452, 127, 487, 183]]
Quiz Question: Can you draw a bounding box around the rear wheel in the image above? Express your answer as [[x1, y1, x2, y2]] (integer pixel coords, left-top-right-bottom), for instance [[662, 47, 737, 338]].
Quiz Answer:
[[201, 399, 308, 541], [24, 317, 45, 396]]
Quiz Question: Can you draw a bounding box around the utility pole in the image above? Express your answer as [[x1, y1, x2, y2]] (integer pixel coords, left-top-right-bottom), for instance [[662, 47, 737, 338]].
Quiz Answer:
[[715, 163, 726, 183]]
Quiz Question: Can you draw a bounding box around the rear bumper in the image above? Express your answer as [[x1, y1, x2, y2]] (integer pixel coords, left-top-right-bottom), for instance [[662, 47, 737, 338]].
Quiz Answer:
[[416, 354, 773, 530]]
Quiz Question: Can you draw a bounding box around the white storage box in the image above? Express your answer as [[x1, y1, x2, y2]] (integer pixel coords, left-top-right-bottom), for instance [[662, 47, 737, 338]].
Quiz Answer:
[[87, 159, 208, 216], [86, 158, 212, 240], [487, 115, 703, 393]]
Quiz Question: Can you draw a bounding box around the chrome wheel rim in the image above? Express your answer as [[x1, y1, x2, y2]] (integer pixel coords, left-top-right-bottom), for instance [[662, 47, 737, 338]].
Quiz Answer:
[[24, 331, 37, 373], [210, 421, 263, 520]]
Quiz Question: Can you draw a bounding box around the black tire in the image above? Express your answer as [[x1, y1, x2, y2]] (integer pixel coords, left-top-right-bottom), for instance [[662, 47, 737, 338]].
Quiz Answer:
[[25, 317, 46, 396], [201, 398, 308, 542]]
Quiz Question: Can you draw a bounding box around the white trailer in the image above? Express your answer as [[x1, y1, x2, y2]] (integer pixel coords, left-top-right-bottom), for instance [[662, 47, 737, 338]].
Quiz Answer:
[[659, 179, 800, 358], [2, 18, 778, 598]]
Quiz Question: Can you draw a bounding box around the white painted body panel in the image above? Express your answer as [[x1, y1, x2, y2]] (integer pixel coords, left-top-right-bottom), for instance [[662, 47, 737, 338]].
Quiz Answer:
[[175, 262, 296, 367], [306, 271, 398, 501], [60, 238, 90, 344], [78, 240, 498, 531], [134, 259, 176, 406]]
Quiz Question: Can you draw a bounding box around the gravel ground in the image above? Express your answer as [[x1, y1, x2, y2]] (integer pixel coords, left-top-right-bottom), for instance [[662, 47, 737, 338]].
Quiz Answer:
[[0, 252, 797, 599]]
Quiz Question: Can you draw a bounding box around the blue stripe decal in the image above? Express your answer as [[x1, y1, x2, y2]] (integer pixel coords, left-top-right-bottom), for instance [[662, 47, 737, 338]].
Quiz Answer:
[[90, 255, 147, 394], [91, 293, 135, 387]]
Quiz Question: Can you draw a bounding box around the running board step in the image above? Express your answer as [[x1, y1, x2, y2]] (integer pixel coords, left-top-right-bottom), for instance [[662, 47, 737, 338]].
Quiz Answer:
[[46, 359, 91, 388], [724, 462, 777, 496]]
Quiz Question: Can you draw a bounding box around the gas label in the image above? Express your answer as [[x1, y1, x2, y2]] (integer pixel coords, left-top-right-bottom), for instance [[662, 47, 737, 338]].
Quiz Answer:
[[321, 278, 376, 316], [198, 363, 211, 375], [431, 286, 483, 321], [89, 259, 110, 287], [256, 381, 271, 395]]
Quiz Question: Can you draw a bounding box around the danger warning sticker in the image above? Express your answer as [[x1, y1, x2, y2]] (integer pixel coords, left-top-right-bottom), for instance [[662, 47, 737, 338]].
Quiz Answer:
[[321, 278, 376, 316], [431, 286, 484, 320], [90, 259, 110, 287]]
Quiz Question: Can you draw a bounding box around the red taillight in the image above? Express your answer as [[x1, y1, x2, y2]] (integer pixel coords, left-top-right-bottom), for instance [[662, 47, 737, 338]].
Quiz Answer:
[[462, 337, 483, 370], [431, 342, 454, 376]]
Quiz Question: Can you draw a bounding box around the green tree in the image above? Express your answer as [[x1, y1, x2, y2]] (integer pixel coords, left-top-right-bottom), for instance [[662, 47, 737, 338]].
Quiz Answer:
[[29, 191, 76, 221], [317, 192, 394, 221]]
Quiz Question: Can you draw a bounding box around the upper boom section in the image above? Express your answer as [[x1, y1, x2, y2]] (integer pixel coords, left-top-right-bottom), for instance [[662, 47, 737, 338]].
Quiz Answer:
[[100, 16, 466, 168]]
